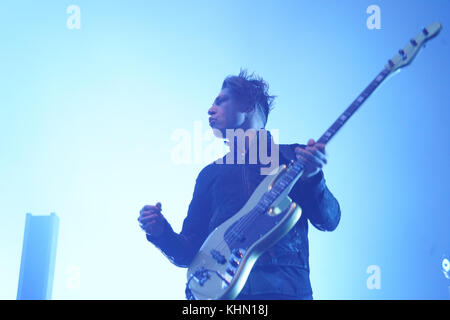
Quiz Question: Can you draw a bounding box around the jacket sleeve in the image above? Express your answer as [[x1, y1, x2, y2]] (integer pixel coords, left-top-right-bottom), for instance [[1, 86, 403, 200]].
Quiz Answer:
[[284, 144, 341, 232], [146, 166, 213, 267]]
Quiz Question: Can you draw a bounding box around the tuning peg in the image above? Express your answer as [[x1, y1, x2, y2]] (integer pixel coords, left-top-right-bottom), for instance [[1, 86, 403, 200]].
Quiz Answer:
[[410, 39, 418, 47], [398, 49, 407, 60], [422, 27, 429, 36]]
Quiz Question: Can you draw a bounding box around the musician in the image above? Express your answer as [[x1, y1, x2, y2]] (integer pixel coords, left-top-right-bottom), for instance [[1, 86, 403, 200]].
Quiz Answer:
[[138, 70, 341, 300]]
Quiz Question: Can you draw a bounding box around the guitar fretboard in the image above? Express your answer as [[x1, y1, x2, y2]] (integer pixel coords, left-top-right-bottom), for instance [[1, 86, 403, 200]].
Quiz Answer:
[[317, 68, 391, 145], [261, 67, 391, 206]]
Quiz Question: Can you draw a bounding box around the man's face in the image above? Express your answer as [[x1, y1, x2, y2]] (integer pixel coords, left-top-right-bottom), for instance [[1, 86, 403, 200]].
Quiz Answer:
[[208, 88, 247, 137]]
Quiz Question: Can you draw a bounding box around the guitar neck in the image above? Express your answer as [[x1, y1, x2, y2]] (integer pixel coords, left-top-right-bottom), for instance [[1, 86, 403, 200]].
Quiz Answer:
[[317, 67, 391, 145], [265, 67, 392, 203]]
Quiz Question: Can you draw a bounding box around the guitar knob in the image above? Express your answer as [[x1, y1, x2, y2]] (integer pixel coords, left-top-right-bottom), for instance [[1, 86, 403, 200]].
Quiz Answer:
[[226, 267, 235, 276], [232, 249, 244, 258], [229, 259, 239, 267], [193, 267, 210, 286]]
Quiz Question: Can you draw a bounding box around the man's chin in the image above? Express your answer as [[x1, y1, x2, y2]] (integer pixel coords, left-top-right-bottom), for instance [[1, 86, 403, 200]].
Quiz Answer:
[[210, 127, 225, 138]]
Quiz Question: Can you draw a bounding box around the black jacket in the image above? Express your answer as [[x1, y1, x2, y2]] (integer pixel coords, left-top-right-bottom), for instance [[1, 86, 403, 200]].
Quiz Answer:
[[147, 131, 341, 298]]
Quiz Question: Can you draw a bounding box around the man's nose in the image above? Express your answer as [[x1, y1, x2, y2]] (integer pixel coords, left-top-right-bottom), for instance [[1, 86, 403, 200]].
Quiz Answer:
[[208, 105, 216, 116]]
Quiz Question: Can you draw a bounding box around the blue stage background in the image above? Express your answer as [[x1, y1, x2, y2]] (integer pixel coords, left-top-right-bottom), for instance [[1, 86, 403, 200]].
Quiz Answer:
[[0, 1, 449, 299]]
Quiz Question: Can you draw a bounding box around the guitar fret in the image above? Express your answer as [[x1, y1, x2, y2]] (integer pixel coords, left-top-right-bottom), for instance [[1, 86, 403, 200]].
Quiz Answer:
[[318, 70, 388, 149]]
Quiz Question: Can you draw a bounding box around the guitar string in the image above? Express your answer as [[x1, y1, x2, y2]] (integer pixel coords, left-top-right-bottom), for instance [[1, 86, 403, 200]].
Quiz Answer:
[[214, 162, 304, 253], [213, 181, 278, 253], [223, 162, 303, 245], [212, 153, 291, 250], [219, 161, 305, 252], [218, 172, 288, 248]]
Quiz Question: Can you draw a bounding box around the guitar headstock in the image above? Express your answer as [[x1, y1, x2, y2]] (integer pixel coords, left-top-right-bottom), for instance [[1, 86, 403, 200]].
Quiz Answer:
[[385, 21, 442, 73]]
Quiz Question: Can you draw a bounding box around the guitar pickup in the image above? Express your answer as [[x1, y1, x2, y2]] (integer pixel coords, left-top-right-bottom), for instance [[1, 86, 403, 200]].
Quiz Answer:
[[210, 249, 226, 265]]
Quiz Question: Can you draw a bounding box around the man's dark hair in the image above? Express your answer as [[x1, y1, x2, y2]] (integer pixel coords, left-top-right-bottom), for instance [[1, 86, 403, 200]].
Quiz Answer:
[[222, 69, 276, 126]]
